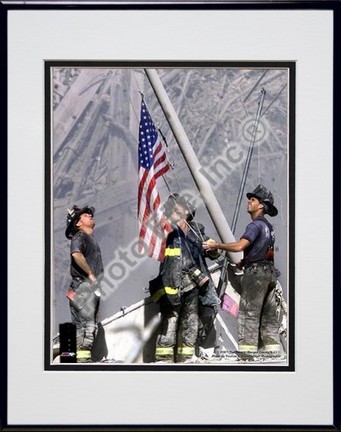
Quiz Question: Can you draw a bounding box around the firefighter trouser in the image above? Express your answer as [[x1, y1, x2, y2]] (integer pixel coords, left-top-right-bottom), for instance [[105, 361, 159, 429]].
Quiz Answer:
[[69, 281, 100, 356], [238, 263, 280, 352], [155, 289, 199, 362], [197, 304, 217, 350]]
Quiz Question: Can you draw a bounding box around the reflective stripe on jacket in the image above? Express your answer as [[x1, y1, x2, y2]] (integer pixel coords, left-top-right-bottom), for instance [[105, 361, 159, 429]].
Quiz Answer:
[[151, 286, 179, 304], [152, 223, 221, 306]]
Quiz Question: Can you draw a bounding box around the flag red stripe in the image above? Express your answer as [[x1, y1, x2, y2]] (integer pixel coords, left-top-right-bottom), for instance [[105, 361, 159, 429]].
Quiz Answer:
[[138, 100, 171, 261]]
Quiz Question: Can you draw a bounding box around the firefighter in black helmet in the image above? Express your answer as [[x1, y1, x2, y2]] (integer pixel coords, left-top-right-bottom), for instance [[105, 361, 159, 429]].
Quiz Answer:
[[65, 205, 104, 362], [203, 184, 281, 354], [153, 194, 220, 363]]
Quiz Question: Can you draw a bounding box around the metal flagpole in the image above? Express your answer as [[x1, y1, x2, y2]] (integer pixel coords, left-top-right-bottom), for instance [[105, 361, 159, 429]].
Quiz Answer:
[[144, 68, 243, 265]]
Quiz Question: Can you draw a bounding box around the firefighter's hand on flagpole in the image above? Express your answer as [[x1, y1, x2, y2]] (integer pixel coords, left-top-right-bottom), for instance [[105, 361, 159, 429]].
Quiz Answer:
[[202, 240, 219, 251]]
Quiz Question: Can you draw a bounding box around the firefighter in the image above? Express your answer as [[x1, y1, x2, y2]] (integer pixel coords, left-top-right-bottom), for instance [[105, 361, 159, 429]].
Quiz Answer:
[[203, 184, 281, 353], [154, 194, 220, 363], [65, 205, 104, 362]]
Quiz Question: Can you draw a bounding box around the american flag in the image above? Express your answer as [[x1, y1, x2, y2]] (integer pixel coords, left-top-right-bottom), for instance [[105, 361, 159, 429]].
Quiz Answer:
[[137, 99, 172, 261]]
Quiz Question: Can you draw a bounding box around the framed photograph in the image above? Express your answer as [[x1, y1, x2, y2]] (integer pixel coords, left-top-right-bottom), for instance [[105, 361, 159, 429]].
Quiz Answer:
[[46, 61, 293, 371], [4, 2, 339, 430]]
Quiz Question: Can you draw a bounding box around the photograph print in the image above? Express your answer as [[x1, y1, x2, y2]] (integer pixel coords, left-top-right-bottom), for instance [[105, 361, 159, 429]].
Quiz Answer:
[[46, 63, 294, 369]]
